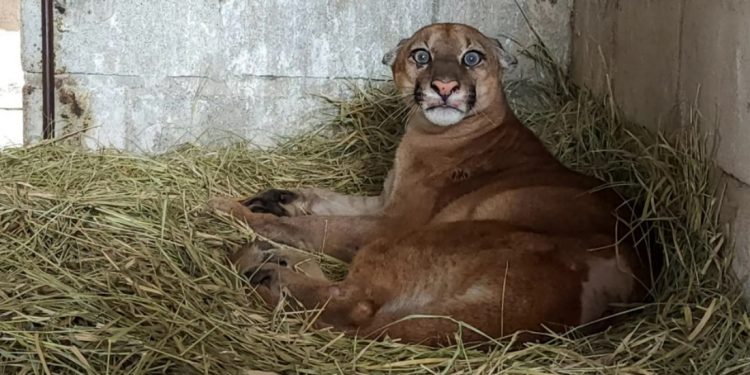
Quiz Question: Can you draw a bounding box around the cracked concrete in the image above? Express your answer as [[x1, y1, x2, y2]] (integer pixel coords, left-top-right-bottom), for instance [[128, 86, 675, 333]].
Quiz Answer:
[[21, 0, 573, 152]]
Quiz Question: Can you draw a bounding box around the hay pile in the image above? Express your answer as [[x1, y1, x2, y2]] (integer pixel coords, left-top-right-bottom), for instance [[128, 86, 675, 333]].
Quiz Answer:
[[1, 47, 749, 374]]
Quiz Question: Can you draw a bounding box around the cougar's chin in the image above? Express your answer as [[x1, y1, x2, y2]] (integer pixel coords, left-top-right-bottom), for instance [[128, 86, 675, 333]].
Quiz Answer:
[[423, 106, 465, 127]]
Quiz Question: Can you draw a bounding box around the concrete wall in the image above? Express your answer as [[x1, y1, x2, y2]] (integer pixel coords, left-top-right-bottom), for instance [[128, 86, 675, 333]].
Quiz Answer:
[[21, 0, 573, 153], [571, 0, 750, 304], [0, 0, 23, 147]]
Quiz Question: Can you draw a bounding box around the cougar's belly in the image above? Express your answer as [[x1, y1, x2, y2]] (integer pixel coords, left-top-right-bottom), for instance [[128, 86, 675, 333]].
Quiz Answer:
[[431, 184, 617, 234]]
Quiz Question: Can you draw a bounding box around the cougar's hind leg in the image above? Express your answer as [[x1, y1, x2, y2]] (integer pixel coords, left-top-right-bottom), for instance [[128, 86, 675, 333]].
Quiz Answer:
[[244, 264, 378, 333], [357, 292, 505, 346], [230, 240, 327, 282], [244, 264, 333, 307]]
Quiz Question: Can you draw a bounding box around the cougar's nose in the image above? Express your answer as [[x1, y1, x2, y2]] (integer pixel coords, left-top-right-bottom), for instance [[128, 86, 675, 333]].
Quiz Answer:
[[431, 80, 460, 101]]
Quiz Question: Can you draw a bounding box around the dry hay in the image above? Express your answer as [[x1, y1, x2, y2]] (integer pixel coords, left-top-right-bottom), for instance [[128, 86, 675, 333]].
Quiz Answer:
[[1, 45, 749, 374]]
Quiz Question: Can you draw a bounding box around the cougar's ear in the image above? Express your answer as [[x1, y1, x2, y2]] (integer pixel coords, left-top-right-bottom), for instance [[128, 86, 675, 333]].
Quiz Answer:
[[491, 38, 518, 70], [382, 38, 408, 66]]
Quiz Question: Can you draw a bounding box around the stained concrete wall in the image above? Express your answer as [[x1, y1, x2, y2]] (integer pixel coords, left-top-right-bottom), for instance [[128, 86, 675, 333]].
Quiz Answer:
[[0, 0, 23, 147], [21, 0, 572, 153], [571, 0, 750, 305]]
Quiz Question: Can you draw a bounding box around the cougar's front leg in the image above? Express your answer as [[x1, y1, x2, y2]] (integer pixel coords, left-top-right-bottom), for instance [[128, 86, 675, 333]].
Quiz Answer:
[[243, 171, 393, 217], [209, 198, 379, 262], [242, 188, 384, 217]]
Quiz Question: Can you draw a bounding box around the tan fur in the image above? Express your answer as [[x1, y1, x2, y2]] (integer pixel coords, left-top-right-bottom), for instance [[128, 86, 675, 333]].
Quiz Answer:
[[208, 23, 657, 347]]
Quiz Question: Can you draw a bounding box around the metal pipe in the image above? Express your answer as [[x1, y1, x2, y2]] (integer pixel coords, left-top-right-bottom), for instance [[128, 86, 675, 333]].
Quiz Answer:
[[41, 0, 55, 139]]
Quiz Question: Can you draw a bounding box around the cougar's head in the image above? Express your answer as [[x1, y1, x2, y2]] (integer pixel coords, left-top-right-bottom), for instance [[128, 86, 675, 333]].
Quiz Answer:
[[383, 23, 517, 128]]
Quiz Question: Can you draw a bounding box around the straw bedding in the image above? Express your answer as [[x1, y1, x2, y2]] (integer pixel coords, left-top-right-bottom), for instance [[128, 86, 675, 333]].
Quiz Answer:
[[1, 46, 748, 374]]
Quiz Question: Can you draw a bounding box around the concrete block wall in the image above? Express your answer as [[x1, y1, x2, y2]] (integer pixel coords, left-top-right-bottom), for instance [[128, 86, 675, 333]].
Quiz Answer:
[[21, 0, 573, 153], [571, 0, 750, 304]]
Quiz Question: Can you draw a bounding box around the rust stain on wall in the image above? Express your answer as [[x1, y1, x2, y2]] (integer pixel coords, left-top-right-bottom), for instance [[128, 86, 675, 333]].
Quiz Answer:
[[22, 84, 36, 96], [54, 76, 94, 144], [59, 88, 83, 118]]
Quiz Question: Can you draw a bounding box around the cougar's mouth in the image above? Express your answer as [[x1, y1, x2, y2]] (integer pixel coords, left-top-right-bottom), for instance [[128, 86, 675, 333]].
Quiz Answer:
[[415, 86, 476, 127], [423, 106, 465, 127], [425, 103, 463, 111]]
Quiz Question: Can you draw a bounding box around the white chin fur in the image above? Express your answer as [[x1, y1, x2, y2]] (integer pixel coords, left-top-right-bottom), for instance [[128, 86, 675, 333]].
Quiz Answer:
[[424, 107, 465, 127]]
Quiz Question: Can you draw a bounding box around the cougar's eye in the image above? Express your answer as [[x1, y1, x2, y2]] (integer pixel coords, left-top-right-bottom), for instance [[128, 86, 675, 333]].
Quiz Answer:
[[411, 49, 431, 65], [462, 51, 483, 67]]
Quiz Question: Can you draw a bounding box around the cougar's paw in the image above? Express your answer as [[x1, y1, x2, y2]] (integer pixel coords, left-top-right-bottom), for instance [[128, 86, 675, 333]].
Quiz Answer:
[[230, 240, 291, 273], [245, 265, 280, 288], [244, 264, 289, 297], [233, 240, 327, 283], [241, 189, 298, 217], [207, 197, 247, 215], [243, 264, 286, 304]]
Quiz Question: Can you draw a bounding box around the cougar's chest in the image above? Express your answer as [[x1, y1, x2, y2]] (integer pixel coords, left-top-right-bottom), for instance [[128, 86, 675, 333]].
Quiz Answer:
[[381, 142, 461, 221]]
